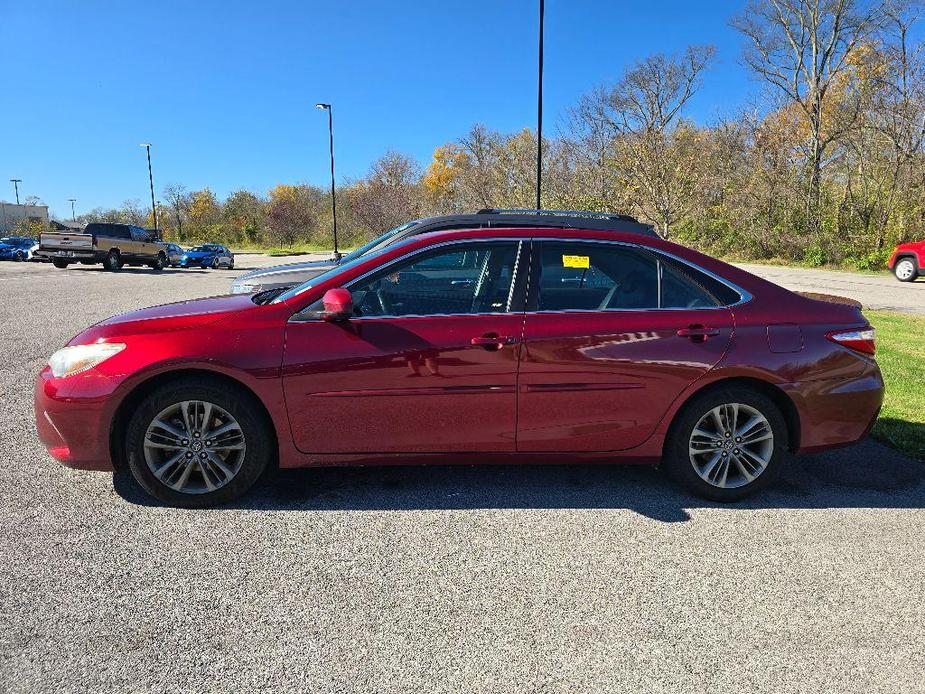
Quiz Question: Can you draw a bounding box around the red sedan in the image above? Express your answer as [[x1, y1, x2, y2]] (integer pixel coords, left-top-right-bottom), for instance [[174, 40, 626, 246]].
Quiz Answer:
[[35, 227, 884, 507]]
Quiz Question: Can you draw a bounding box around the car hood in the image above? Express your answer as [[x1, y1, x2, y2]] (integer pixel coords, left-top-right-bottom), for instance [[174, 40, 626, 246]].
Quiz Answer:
[[72, 294, 258, 341], [183, 250, 216, 258], [234, 258, 338, 289]]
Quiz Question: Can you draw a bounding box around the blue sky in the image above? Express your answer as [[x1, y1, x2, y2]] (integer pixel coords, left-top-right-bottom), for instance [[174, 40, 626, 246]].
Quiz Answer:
[[1, 0, 751, 218]]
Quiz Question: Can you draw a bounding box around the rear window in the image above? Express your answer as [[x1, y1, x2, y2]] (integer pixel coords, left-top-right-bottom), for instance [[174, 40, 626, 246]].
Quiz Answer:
[[85, 223, 131, 239]]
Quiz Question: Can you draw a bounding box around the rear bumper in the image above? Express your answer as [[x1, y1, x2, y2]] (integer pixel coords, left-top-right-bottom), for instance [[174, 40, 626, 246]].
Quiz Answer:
[[36, 249, 100, 261], [783, 364, 885, 453], [34, 369, 116, 471]]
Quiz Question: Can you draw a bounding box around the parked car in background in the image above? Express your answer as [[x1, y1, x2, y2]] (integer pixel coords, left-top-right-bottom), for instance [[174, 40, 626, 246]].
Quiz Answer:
[[231, 208, 658, 294], [0, 236, 39, 261], [35, 225, 883, 508], [163, 243, 185, 267], [37, 223, 167, 271], [178, 244, 234, 269], [888, 240, 924, 282]]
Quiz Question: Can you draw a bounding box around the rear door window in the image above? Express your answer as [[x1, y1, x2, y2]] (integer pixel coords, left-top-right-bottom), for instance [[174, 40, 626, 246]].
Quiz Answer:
[[532, 241, 738, 311], [533, 242, 659, 311]]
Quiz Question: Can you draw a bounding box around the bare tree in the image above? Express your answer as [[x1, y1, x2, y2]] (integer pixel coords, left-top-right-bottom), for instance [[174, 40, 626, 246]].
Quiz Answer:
[[590, 45, 716, 238], [345, 152, 425, 236], [162, 184, 190, 240], [733, 0, 884, 238]]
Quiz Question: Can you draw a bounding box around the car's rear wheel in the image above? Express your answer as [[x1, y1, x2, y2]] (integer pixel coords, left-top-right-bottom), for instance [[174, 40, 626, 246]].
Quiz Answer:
[[103, 249, 123, 272], [663, 386, 787, 501], [894, 257, 918, 282], [150, 252, 166, 272], [125, 380, 272, 507], [51, 258, 70, 269]]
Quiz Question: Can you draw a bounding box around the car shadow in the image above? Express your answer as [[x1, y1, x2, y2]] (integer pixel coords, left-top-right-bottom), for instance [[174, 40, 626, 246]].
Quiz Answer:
[[112, 438, 924, 522]]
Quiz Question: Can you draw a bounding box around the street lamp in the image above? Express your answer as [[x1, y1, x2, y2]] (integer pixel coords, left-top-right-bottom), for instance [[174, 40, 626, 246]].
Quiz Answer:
[[315, 103, 340, 260], [10, 179, 22, 205], [536, 0, 544, 210], [139, 143, 158, 235], [68, 198, 77, 221]]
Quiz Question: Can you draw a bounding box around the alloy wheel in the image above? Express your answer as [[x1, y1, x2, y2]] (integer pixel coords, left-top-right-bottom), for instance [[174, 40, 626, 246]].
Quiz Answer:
[[688, 403, 774, 489], [143, 400, 246, 494], [896, 259, 915, 281]]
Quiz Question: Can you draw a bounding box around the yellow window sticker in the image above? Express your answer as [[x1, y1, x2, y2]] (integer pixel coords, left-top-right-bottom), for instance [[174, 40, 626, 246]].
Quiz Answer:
[[562, 255, 590, 269]]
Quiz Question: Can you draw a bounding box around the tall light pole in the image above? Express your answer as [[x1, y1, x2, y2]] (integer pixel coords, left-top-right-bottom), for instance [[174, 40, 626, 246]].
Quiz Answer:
[[315, 103, 340, 260], [10, 179, 22, 205], [536, 0, 545, 211], [139, 143, 158, 234], [68, 198, 77, 221]]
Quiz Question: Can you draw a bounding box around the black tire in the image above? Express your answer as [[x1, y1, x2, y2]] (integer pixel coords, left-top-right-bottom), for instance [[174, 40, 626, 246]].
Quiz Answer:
[[125, 379, 273, 508], [211, 257, 220, 269], [51, 258, 70, 269], [893, 257, 918, 282], [103, 249, 123, 272], [663, 385, 788, 501], [150, 252, 166, 272], [14, 250, 25, 262]]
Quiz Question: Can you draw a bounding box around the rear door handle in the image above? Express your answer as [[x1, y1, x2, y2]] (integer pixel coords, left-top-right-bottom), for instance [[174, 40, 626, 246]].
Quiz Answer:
[[471, 334, 517, 350], [677, 325, 720, 341]]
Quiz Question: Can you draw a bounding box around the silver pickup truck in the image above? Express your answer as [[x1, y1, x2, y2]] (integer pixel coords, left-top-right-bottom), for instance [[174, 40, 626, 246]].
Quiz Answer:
[[37, 223, 168, 271]]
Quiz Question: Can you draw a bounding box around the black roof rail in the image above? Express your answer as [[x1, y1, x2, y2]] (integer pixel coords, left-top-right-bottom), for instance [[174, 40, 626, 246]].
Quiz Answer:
[[475, 208, 640, 223]]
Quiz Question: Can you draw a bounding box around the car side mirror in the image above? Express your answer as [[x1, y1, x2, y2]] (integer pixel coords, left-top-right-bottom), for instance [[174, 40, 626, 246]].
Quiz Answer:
[[321, 288, 353, 322]]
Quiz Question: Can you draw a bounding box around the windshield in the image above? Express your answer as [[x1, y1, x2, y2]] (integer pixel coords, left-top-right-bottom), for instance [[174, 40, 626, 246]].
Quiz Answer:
[[188, 246, 218, 252], [339, 221, 419, 263], [273, 242, 397, 303]]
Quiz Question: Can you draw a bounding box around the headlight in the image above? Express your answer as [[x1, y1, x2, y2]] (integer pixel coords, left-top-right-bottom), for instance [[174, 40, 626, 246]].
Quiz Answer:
[[48, 343, 126, 378]]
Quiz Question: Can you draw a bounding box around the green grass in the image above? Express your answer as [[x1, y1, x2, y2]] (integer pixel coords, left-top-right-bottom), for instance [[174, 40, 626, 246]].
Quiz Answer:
[[866, 310, 925, 461], [230, 243, 337, 256]]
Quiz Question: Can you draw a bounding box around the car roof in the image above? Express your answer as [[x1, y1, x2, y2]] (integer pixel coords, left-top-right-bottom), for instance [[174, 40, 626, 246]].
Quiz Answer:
[[408, 208, 659, 238]]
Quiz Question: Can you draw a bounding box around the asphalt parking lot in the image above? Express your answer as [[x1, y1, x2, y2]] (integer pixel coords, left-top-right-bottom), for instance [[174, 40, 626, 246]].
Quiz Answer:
[[1, 257, 924, 693]]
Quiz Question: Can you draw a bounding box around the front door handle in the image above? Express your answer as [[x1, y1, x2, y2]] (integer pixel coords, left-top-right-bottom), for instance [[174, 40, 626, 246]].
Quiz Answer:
[[677, 325, 720, 342], [471, 333, 517, 350]]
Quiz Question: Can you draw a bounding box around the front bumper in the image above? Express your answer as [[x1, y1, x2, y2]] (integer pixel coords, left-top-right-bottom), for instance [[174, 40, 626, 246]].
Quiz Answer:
[[35, 368, 117, 471], [178, 257, 211, 268]]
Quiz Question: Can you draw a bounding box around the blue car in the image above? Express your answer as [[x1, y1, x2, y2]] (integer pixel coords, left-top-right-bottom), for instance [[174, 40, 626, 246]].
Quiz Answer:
[[177, 244, 234, 269], [0, 236, 39, 262]]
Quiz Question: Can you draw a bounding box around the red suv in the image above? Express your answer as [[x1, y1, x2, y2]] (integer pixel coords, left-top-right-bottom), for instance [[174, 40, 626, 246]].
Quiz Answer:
[[888, 240, 924, 282], [35, 227, 884, 507]]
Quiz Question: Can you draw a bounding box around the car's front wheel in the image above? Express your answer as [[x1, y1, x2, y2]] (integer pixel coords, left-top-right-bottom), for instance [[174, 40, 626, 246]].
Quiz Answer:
[[125, 379, 272, 507], [150, 252, 166, 272], [894, 257, 918, 282], [664, 386, 787, 501], [14, 250, 25, 262]]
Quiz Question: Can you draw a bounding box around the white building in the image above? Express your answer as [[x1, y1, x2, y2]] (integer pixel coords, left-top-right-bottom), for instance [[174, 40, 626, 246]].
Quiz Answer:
[[0, 201, 49, 232]]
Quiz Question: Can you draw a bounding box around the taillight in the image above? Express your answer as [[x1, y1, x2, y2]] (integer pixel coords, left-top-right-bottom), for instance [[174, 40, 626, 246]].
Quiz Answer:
[[827, 327, 876, 355]]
